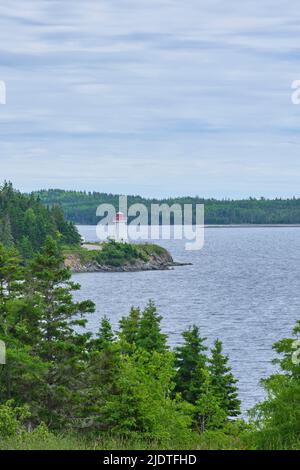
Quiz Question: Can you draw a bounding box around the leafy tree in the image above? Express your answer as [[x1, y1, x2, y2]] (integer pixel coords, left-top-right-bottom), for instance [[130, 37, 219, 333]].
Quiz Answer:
[[250, 320, 300, 449], [101, 349, 193, 441], [175, 325, 208, 404], [209, 339, 241, 418], [195, 370, 227, 433], [0, 401, 30, 438]]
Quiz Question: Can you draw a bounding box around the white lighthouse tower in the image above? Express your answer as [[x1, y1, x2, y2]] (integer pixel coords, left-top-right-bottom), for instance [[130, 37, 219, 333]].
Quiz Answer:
[[113, 211, 127, 241]]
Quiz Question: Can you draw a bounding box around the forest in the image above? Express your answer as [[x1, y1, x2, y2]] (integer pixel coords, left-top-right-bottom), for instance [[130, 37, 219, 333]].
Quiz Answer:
[[35, 189, 300, 225], [0, 237, 299, 449], [0, 183, 299, 450], [0, 182, 81, 258]]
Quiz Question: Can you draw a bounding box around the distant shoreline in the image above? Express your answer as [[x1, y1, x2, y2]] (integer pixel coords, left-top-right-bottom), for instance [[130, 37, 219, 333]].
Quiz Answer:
[[205, 224, 300, 228], [76, 224, 300, 228]]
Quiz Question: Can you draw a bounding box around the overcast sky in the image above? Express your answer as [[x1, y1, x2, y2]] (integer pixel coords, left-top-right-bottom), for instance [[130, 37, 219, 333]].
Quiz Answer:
[[1, 0, 300, 198]]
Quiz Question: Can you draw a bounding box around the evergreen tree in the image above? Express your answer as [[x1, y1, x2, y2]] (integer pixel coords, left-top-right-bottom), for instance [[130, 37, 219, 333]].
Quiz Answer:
[[80, 318, 119, 432], [24, 236, 95, 426], [136, 301, 167, 353], [0, 182, 80, 257], [118, 306, 141, 351], [94, 316, 115, 350], [0, 243, 45, 406], [209, 339, 241, 418], [175, 325, 208, 404]]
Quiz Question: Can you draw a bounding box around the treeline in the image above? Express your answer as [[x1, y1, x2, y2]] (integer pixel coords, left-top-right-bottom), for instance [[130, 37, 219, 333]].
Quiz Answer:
[[0, 182, 80, 258], [35, 189, 300, 225], [0, 238, 299, 449]]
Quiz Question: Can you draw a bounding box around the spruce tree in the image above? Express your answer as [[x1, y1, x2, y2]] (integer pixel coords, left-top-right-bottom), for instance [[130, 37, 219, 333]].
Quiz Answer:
[[0, 243, 45, 406], [81, 317, 119, 431], [175, 325, 208, 404], [118, 306, 141, 351], [209, 339, 241, 418], [95, 316, 115, 350], [136, 301, 167, 353], [25, 236, 95, 426]]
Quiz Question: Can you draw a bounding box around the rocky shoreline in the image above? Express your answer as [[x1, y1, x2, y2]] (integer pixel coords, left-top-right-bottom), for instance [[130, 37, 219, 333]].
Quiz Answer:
[[64, 247, 191, 273]]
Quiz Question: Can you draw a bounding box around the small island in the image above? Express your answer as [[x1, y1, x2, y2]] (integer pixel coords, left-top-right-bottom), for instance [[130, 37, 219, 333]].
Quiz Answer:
[[63, 239, 190, 273]]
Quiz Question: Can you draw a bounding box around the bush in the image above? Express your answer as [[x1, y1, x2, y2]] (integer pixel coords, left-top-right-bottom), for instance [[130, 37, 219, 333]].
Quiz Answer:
[[95, 240, 143, 267], [0, 401, 30, 438]]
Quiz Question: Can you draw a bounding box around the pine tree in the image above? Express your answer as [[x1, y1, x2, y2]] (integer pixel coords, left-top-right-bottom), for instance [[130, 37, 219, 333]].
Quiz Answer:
[[95, 316, 115, 350], [209, 339, 241, 418], [0, 243, 45, 406], [0, 214, 14, 246], [136, 301, 167, 353], [80, 317, 119, 432], [118, 306, 141, 351], [175, 325, 208, 404], [24, 236, 95, 426]]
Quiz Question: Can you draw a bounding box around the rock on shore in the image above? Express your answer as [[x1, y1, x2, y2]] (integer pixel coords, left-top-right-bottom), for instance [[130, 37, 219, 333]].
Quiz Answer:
[[64, 245, 190, 273]]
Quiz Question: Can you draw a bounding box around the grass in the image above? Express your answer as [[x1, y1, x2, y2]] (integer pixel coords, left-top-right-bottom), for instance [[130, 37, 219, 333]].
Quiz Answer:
[[0, 426, 249, 450]]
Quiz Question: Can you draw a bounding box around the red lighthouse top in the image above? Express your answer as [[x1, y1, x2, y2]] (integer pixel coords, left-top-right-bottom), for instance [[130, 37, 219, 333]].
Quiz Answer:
[[115, 211, 127, 222]]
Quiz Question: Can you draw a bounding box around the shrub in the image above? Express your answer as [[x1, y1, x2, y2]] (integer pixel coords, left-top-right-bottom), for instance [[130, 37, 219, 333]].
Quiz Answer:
[[0, 401, 30, 438]]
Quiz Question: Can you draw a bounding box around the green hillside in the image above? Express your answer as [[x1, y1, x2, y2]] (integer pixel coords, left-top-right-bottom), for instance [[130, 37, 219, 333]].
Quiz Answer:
[[34, 189, 300, 225], [0, 182, 80, 258]]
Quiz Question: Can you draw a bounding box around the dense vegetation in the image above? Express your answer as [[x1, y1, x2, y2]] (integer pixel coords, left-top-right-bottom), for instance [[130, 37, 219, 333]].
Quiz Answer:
[[0, 237, 299, 449], [35, 189, 300, 225], [0, 182, 80, 258], [64, 240, 168, 269], [83, 240, 149, 268]]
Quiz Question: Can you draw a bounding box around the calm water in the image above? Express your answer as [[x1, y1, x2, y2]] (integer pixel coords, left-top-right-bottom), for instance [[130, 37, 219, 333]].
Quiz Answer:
[[75, 226, 300, 413]]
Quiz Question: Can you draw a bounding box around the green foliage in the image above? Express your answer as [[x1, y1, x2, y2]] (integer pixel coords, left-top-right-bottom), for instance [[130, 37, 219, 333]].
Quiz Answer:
[[8, 234, 300, 449], [119, 307, 141, 346], [101, 350, 193, 442], [94, 240, 147, 267], [0, 182, 80, 258], [249, 319, 300, 449], [194, 370, 227, 433], [0, 401, 30, 438], [118, 302, 168, 354], [34, 188, 300, 225], [136, 301, 168, 353], [95, 316, 115, 350], [209, 339, 241, 418], [175, 325, 208, 404], [0, 238, 95, 428]]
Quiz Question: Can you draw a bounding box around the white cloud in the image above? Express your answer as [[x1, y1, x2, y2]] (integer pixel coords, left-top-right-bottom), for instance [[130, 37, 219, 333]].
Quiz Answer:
[[0, 0, 300, 196]]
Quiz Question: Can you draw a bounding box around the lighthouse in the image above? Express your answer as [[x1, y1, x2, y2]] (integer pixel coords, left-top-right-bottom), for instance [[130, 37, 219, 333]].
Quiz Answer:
[[113, 211, 127, 241]]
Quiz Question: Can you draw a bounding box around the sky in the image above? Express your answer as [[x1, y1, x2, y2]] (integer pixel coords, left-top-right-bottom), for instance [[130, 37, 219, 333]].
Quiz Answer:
[[1, 0, 300, 198]]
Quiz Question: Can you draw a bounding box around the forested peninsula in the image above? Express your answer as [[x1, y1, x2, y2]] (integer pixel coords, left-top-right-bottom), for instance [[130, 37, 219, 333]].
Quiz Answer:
[[35, 189, 300, 225], [0, 183, 177, 272]]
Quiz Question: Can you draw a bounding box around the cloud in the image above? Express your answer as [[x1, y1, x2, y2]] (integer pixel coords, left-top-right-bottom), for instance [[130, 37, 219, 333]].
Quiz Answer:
[[0, 0, 300, 197]]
